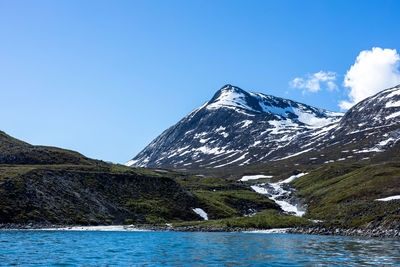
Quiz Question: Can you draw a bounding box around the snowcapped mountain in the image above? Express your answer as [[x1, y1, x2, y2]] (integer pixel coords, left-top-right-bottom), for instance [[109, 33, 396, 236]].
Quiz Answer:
[[253, 84, 400, 165], [302, 85, 400, 156], [127, 84, 343, 168]]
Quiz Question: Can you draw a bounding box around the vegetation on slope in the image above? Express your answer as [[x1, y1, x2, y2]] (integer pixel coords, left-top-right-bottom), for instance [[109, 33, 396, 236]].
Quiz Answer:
[[174, 209, 311, 229], [292, 161, 400, 229], [0, 130, 97, 165], [4, 128, 399, 231], [193, 190, 278, 219], [0, 164, 202, 225], [173, 175, 281, 218], [0, 127, 302, 229]]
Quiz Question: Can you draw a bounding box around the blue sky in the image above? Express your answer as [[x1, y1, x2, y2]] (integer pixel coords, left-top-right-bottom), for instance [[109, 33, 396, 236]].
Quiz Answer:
[[1, 0, 400, 163]]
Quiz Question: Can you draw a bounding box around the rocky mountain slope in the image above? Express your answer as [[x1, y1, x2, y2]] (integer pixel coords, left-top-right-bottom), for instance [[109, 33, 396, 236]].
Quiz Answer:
[[254, 84, 400, 167], [128, 84, 400, 170], [0, 131, 287, 226], [0, 165, 201, 225], [0, 132, 207, 225], [127, 84, 343, 169], [0, 130, 95, 165]]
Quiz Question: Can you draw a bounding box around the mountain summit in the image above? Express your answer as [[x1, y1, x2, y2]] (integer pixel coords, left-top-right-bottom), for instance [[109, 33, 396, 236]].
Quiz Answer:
[[127, 85, 343, 168], [207, 85, 341, 126]]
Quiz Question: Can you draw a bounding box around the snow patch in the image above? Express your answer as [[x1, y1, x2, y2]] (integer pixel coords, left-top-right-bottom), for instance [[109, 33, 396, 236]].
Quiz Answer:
[[219, 132, 229, 138], [192, 208, 208, 220], [354, 147, 383, 153], [386, 100, 400, 108], [252, 140, 261, 147], [293, 108, 337, 127], [213, 153, 248, 168], [199, 138, 211, 144], [274, 148, 313, 161], [281, 173, 308, 183], [215, 126, 226, 132], [387, 111, 400, 119], [375, 195, 400, 201], [239, 175, 273, 182], [241, 120, 253, 128], [125, 159, 139, 166]]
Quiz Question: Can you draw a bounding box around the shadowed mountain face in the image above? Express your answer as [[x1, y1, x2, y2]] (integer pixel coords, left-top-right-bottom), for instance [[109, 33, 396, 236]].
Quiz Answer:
[[127, 84, 400, 170], [0, 131, 204, 225], [127, 84, 343, 169]]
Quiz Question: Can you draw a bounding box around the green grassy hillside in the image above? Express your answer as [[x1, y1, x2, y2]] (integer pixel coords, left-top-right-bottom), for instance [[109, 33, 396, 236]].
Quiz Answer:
[[291, 161, 400, 229], [0, 130, 97, 165], [0, 164, 204, 225], [2, 128, 399, 231], [0, 128, 291, 227]]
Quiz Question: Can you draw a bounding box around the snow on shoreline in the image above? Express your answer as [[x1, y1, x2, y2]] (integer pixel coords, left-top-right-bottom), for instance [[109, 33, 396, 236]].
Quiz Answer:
[[375, 195, 400, 201], [243, 228, 290, 234], [239, 175, 273, 182], [32, 225, 152, 232], [11, 226, 293, 234]]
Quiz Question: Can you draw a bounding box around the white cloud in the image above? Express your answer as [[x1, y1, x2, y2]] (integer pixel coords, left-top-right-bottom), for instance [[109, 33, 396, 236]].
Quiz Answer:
[[339, 47, 400, 110], [290, 71, 337, 93]]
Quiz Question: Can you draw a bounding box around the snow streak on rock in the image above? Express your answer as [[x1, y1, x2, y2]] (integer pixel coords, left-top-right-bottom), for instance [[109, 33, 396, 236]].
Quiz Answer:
[[192, 208, 208, 220]]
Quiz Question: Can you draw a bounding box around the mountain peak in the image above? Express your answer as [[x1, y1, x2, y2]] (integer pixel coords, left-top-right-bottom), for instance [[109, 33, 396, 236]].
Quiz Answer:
[[219, 84, 244, 93], [212, 84, 248, 99], [207, 84, 262, 112], [127, 84, 346, 168], [204, 85, 341, 127]]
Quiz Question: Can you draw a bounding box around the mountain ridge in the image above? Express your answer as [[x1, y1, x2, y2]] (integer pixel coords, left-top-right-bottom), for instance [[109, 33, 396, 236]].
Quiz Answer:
[[127, 84, 344, 168], [127, 84, 400, 170]]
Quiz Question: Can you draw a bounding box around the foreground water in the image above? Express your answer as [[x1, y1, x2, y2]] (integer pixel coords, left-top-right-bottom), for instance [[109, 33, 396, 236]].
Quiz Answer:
[[0, 230, 399, 266]]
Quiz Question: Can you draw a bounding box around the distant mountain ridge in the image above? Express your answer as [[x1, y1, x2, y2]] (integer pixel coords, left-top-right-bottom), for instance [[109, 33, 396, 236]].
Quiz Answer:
[[275, 84, 400, 163], [127, 84, 344, 169], [0, 130, 94, 165]]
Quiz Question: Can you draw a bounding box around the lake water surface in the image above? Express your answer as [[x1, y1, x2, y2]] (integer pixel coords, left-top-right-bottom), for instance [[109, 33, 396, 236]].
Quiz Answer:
[[0, 230, 399, 266]]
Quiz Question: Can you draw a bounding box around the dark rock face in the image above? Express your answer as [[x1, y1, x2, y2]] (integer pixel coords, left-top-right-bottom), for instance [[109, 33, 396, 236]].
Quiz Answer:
[[127, 84, 342, 169], [0, 166, 201, 225], [0, 130, 205, 225]]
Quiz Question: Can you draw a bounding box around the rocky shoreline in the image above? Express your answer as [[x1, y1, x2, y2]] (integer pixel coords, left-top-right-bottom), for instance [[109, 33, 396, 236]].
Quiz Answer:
[[1, 223, 399, 238], [0, 223, 247, 233], [287, 226, 400, 238]]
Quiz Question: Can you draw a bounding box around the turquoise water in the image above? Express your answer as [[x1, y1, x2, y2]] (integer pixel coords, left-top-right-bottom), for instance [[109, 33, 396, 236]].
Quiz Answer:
[[0, 231, 399, 266]]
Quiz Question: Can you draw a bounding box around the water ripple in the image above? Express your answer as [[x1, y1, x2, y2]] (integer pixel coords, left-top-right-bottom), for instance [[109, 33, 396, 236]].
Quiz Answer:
[[0, 231, 399, 266]]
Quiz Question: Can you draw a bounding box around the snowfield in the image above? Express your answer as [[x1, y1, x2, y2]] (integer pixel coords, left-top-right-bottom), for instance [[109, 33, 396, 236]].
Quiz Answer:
[[239, 175, 273, 182]]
